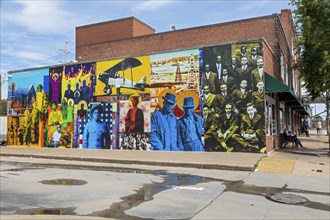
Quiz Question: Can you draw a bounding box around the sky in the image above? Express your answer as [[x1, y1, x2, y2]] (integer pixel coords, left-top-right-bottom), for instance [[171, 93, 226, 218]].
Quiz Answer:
[[0, 0, 325, 116]]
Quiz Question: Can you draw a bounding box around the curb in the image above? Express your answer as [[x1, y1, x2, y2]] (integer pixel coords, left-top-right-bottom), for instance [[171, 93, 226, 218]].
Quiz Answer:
[[275, 149, 328, 157], [0, 153, 253, 172]]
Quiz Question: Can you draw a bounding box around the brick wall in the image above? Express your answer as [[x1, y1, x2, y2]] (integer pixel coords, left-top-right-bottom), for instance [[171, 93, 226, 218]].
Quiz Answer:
[[74, 13, 300, 153], [132, 18, 155, 37], [76, 17, 155, 49], [266, 136, 273, 151], [76, 15, 279, 62]]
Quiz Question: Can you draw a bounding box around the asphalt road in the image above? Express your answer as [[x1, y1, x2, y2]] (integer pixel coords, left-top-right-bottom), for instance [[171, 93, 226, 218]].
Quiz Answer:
[[1, 157, 329, 220]]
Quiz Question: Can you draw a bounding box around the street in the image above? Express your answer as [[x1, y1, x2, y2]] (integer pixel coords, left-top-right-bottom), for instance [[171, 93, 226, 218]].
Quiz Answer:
[[1, 152, 329, 220]]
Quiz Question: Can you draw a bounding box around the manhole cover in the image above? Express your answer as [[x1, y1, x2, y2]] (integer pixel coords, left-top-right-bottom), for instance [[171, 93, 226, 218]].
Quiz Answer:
[[39, 179, 87, 185], [266, 193, 309, 205]]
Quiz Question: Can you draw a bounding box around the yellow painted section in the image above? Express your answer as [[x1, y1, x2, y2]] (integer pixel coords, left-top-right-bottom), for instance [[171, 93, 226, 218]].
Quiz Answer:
[[95, 55, 150, 96], [257, 157, 296, 174]]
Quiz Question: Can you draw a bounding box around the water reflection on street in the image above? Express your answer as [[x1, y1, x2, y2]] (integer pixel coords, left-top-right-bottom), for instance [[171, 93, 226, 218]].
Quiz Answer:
[[1, 161, 329, 219]]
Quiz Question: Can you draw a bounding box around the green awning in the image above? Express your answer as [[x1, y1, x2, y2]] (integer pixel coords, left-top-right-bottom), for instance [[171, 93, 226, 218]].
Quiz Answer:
[[265, 73, 309, 115]]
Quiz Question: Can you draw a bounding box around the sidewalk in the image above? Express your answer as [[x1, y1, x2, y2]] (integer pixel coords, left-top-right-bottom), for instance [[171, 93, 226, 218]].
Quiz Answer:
[[0, 146, 263, 172], [257, 133, 329, 176], [1, 133, 328, 173]]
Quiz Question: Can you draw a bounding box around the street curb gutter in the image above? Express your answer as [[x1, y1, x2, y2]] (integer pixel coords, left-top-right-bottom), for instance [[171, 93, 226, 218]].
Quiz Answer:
[[0, 153, 253, 172], [275, 149, 328, 157]]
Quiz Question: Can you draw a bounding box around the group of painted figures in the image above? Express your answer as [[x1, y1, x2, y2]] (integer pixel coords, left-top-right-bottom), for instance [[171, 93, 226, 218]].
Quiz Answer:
[[202, 46, 266, 152], [7, 84, 49, 146], [148, 46, 266, 152]]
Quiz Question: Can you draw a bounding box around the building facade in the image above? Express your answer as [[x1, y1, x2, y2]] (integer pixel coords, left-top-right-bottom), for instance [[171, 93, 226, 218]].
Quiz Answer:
[[7, 10, 307, 152]]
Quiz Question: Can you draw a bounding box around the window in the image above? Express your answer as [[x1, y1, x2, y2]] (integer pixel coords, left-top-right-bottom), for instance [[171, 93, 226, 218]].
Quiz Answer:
[[285, 62, 288, 84], [266, 95, 277, 135], [279, 103, 286, 133], [272, 104, 277, 134], [280, 53, 285, 80], [266, 101, 270, 135]]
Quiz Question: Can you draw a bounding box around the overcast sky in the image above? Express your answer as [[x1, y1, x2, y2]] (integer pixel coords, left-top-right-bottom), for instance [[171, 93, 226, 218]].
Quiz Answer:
[[2, 0, 324, 116]]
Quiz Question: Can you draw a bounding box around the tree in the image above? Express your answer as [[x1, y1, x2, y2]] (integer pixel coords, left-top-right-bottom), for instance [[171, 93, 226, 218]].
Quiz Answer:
[[291, 0, 330, 144]]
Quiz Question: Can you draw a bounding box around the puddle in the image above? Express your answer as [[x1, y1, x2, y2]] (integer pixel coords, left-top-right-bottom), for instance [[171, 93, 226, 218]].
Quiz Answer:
[[91, 173, 330, 219], [33, 209, 66, 215], [15, 207, 76, 216], [39, 179, 87, 186], [3, 161, 329, 219], [1, 167, 43, 172], [90, 173, 208, 219], [7, 173, 20, 176]]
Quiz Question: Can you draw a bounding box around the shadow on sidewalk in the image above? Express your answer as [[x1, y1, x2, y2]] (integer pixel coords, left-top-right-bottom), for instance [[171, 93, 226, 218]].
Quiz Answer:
[[276, 134, 330, 157]]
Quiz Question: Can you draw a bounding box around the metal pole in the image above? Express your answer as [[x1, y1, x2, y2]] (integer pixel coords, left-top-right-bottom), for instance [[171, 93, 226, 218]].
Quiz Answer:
[[64, 42, 67, 63], [59, 42, 69, 64]]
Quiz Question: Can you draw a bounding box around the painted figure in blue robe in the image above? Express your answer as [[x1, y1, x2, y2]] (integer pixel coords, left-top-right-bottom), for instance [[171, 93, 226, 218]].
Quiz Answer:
[[178, 96, 204, 151], [83, 104, 110, 149], [81, 80, 91, 102], [150, 92, 179, 151]]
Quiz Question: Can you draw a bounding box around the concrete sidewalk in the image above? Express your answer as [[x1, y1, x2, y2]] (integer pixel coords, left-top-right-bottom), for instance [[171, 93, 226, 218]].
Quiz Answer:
[[1, 133, 328, 173], [257, 134, 330, 176], [0, 146, 264, 171], [279, 131, 329, 156]]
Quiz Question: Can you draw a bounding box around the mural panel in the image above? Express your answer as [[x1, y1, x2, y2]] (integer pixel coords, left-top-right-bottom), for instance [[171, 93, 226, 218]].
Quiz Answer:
[[95, 56, 150, 96], [7, 69, 49, 147], [202, 42, 266, 153], [49, 66, 63, 104], [63, 62, 96, 105], [150, 49, 203, 151], [78, 102, 113, 149], [47, 100, 72, 148], [96, 55, 151, 150]]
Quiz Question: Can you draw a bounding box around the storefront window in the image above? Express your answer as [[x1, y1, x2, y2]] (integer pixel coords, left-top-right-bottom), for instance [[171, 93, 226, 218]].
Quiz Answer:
[[279, 108, 285, 133], [266, 95, 277, 135], [272, 104, 277, 134], [266, 101, 270, 135], [280, 53, 284, 80]]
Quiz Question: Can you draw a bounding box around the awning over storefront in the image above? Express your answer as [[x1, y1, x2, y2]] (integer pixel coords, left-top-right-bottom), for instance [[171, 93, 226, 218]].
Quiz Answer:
[[265, 73, 309, 115]]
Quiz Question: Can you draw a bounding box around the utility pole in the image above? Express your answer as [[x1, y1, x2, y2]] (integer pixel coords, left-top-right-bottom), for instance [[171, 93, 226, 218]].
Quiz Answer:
[[326, 91, 330, 149], [59, 42, 69, 64], [0, 75, 2, 115]]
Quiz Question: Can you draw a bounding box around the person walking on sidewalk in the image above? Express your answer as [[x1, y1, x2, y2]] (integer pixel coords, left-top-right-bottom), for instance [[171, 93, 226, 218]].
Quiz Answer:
[[284, 125, 304, 148], [317, 121, 322, 136], [302, 119, 310, 137]]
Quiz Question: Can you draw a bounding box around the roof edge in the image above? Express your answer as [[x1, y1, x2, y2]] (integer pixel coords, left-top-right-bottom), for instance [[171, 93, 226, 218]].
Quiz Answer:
[[76, 14, 276, 48], [76, 16, 156, 32]]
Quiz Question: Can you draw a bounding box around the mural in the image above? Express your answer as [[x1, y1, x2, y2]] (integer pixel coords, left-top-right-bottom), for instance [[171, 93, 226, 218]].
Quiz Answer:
[[49, 66, 63, 104], [202, 43, 266, 153], [95, 56, 150, 96], [150, 49, 202, 151], [63, 62, 96, 105], [7, 69, 49, 147], [96, 55, 151, 150], [7, 41, 266, 153], [79, 102, 113, 149]]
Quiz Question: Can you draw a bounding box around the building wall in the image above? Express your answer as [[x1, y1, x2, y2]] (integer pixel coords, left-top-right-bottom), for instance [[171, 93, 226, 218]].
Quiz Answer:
[[7, 41, 267, 153], [76, 17, 155, 48], [8, 10, 303, 152], [76, 15, 278, 62], [132, 18, 156, 37]]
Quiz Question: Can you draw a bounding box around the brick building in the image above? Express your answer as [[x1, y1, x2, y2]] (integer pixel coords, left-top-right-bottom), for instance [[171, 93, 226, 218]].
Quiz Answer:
[[7, 9, 308, 152], [75, 10, 308, 151]]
